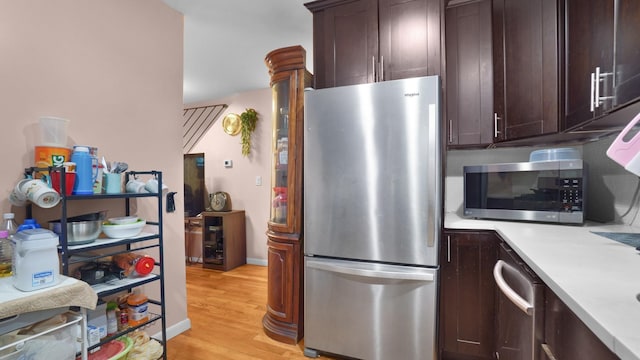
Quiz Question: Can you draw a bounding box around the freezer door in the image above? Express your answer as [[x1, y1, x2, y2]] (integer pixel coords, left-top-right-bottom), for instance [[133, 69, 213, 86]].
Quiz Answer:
[[304, 76, 441, 266], [304, 257, 438, 360]]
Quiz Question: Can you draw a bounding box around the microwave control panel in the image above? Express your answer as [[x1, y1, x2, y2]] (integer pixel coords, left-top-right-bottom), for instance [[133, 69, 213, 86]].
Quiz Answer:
[[560, 177, 583, 212]]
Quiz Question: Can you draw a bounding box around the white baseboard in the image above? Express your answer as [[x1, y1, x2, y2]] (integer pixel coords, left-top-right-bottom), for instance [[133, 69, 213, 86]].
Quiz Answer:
[[247, 258, 267, 266], [152, 317, 192, 341]]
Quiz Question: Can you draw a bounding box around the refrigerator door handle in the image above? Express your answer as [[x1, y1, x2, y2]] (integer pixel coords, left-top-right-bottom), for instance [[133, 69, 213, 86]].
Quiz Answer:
[[306, 260, 435, 282], [493, 260, 534, 315]]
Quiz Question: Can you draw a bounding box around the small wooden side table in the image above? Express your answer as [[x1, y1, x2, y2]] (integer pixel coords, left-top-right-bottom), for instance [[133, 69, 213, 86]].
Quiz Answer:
[[200, 210, 246, 271]]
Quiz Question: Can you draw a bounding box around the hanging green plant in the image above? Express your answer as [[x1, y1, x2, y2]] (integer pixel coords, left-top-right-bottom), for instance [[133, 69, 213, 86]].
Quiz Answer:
[[240, 108, 259, 157]]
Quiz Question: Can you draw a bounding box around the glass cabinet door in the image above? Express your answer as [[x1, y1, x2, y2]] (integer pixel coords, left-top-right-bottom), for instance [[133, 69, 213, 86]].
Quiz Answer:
[[270, 75, 292, 225]]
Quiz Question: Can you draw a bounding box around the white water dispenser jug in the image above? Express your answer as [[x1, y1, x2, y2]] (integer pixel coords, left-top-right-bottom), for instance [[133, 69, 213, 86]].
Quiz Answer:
[[12, 228, 60, 291]]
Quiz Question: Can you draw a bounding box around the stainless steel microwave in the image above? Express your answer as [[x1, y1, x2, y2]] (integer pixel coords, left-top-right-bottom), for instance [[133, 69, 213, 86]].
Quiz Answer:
[[463, 160, 586, 224]]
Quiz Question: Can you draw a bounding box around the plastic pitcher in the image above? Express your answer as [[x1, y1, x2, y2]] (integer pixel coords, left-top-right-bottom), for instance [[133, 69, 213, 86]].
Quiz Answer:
[[39, 116, 70, 147]]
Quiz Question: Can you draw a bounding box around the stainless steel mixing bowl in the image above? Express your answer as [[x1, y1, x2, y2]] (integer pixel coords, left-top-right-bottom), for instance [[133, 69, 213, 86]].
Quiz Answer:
[[49, 219, 102, 245]]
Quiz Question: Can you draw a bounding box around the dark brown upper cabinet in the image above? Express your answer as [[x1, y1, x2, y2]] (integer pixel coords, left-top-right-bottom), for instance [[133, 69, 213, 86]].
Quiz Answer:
[[563, 0, 614, 129], [614, 1, 640, 107], [445, 0, 493, 146], [445, 0, 560, 147], [492, 0, 559, 142], [564, 0, 640, 131], [305, 0, 442, 89]]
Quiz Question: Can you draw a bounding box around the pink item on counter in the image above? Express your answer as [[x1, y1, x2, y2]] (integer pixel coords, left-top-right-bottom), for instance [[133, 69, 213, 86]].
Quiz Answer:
[[606, 111, 640, 167]]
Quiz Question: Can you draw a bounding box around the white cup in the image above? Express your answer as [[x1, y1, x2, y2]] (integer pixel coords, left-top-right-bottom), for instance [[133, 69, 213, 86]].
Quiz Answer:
[[9, 179, 30, 207], [144, 179, 169, 194], [125, 179, 147, 193], [20, 179, 60, 208]]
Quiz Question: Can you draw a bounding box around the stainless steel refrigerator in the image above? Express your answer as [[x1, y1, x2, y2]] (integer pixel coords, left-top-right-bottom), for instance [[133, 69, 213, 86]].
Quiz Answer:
[[303, 76, 441, 360]]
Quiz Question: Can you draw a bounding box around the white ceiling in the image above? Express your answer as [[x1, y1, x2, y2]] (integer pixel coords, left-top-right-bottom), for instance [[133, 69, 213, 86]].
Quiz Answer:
[[162, 0, 314, 105]]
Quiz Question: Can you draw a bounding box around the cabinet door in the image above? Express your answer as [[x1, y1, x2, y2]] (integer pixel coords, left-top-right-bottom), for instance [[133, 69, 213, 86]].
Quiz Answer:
[[493, 0, 559, 141], [614, 0, 640, 107], [269, 72, 295, 233], [309, 0, 378, 88], [445, 0, 493, 146], [544, 287, 618, 360], [378, 0, 441, 81], [265, 46, 308, 236], [563, 0, 614, 129], [440, 231, 497, 360], [263, 234, 303, 343], [265, 238, 296, 323]]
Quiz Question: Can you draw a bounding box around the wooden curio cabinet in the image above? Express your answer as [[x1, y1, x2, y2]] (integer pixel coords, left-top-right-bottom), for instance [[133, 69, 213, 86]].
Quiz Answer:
[[262, 45, 312, 344]]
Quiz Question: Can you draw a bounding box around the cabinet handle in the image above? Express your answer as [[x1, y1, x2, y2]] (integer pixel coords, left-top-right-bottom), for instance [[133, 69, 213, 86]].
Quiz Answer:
[[595, 67, 601, 109], [597, 67, 615, 106], [494, 113, 501, 138], [448, 120, 453, 143], [307, 259, 435, 281], [447, 235, 451, 263], [493, 260, 534, 315], [541, 344, 558, 360], [590, 71, 596, 112], [380, 55, 384, 81], [372, 56, 377, 82]]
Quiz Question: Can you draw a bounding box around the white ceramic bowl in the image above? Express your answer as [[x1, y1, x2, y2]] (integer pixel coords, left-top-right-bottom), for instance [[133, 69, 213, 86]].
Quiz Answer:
[[102, 219, 146, 239], [108, 216, 139, 225]]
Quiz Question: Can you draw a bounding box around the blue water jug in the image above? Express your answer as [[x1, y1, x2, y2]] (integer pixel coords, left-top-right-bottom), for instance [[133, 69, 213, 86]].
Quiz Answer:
[[71, 145, 95, 195]]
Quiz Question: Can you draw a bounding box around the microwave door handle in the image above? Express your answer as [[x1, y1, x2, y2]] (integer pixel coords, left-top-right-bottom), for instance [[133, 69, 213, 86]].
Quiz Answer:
[[493, 260, 534, 315], [306, 260, 435, 282]]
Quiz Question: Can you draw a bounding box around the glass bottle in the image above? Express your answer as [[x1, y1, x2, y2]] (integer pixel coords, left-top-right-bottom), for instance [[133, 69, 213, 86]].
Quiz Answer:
[[0, 230, 12, 277]]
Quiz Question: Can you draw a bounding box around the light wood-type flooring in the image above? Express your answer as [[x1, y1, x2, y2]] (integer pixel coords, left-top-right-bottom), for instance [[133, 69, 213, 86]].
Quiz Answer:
[[166, 263, 335, 360]]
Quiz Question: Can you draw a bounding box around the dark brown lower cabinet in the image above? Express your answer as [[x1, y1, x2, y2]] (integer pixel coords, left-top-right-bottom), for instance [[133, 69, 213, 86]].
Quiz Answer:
[[440, 231, 498, 360], [542, 286, 619, 360], [443, 230, 621, 360]]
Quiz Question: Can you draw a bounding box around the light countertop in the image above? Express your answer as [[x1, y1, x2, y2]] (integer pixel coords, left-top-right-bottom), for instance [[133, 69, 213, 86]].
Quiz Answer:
[[445, 212, 640, 360]]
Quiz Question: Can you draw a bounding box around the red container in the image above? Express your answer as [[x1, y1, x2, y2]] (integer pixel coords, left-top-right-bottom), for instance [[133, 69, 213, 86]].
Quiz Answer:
[[51, 171, 76, 196]]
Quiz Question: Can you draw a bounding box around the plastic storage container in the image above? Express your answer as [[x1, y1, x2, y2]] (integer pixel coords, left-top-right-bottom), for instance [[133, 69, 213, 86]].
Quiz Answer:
[[0, 312, 80, 360], [11, 229, 60, 291], [529, 148, 581, 162], [127, 293, 149, 327]]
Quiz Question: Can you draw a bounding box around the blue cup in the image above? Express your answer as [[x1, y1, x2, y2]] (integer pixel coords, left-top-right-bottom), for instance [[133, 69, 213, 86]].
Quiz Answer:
[[103, 173, 122, 194]]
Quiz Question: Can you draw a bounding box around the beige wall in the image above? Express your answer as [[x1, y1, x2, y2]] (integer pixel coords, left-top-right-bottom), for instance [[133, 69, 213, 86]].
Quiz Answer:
[[0, 0, 189, 338], [187, 88, 272, 265]]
